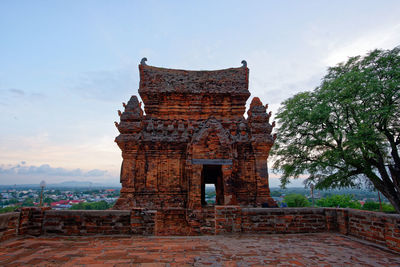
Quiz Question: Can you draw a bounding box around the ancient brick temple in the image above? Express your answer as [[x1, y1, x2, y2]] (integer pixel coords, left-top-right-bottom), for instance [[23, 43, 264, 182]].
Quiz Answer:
[[114, 59, 277, 211]]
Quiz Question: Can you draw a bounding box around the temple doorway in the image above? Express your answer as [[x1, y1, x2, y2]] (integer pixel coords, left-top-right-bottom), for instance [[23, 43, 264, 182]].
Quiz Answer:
[[201, 165, 223, 206]]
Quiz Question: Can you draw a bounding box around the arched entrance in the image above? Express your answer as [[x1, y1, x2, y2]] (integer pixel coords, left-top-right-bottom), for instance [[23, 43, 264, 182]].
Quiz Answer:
[[186, 118, 235, 209]]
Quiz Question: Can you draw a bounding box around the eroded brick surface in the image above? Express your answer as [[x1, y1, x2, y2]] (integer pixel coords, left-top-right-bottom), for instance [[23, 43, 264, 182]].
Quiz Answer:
[[1, 233, 399, 266], [0, 212, 19, 242]]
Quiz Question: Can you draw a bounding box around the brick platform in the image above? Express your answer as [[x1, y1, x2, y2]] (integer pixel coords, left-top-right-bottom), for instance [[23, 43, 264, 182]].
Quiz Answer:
[[1, 207, 400, 254], [1, 233, 399, 266]]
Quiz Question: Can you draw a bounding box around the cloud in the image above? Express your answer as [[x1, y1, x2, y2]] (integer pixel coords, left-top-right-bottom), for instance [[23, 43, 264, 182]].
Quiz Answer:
[[243, 21, 400, 123], [9, 88, 25, 96], [0, 88, 45, 106], [84, 169, 108, 177], [324, 23, 400, 66], [268, 172, 308, 188], [0, 131, 121, 175], [0, 162, 109, 177], [0, 161, 117, 185], [69, 67, 138, 102], [244, 49, 325, 121]]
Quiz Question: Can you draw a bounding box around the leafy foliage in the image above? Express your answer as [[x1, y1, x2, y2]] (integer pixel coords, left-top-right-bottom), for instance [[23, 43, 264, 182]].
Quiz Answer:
[[362, 200, 380, 211], [22, 198, 34, 207], [283, 193, 310, 207], [362, 201, 396, 213], [316, 194, 361, 209], [0, 206, 17, 213], [44, 197, 55, 205], [272, 47, 400, 213], [270, 190, 282, 197]]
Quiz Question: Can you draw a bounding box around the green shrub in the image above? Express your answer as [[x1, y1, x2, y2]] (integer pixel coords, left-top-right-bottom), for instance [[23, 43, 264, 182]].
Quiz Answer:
[[283, 193, 310, 207], [382, 203, 396, 213], [317, 194, 361, 209], [363, 201, 396, 213], [362, 201, 380, 211], [0, 206, 17, 213]]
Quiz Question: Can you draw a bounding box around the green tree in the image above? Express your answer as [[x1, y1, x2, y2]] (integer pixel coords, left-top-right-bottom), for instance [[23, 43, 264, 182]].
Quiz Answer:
[[272, 47, 400, 213], [283, 193, 310, 207], [362, 201, 380, 211], [270, 190, 282, 197], [317, 194, 361, 209], [22, 198, 34, 207], [362, 201, 396, 212], [0, 206, 17, 213], [44, 197, 55, 205], [382, 203, 396, 212]]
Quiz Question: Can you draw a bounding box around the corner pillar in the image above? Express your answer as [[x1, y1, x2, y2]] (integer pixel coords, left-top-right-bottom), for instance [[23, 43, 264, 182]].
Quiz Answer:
[[188, 164, 202, 209], [253, 151, 276, 207], [222, 165, 237, 205]]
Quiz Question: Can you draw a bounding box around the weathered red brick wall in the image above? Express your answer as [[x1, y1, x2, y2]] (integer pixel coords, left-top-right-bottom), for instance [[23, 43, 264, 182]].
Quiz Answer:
[[114, 64, 277, 211], [1, 207, 400, 253], [335, 208, 349, 235], [323, 208, 339, 232], [138, 65, 250, 120], [131, 208, 155, 235], [337, 209, 400, 252], [155, 208, 193, 236], [241, 207, 327, 234], [215, 206, 242, 234], [43, 210, 132, 235], [18, 207, 50, 236], [17, 208, 30, 235], [0, 212, 19, 242]]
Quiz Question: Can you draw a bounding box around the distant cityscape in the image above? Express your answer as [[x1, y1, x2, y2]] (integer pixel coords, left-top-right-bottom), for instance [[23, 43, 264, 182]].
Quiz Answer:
[[0, 182, 390, 212], [0, 183, 120, 211]]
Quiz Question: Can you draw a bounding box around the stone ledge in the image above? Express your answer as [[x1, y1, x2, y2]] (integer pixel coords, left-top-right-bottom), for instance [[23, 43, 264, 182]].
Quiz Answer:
[[45, 210, 131, 216], [242, 207, 326, 214]]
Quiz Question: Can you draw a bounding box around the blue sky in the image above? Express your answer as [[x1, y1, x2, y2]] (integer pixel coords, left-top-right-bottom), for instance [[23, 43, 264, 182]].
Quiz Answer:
[[0, 1, 399, 186]]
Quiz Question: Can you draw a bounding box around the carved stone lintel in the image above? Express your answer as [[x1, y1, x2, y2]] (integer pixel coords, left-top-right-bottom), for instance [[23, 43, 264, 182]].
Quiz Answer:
[[191, 159, 233, 165]]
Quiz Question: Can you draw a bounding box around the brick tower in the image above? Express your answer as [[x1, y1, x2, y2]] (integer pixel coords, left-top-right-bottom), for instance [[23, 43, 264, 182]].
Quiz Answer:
[[114, 59, 277, 210]]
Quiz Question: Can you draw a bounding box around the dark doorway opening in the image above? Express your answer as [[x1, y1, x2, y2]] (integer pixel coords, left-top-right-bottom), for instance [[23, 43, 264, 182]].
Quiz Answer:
[[201, 165, 223, 206]]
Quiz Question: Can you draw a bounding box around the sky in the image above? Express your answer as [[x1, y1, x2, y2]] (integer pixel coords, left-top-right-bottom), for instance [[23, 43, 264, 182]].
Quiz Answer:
[[0, 1, 399, 186]]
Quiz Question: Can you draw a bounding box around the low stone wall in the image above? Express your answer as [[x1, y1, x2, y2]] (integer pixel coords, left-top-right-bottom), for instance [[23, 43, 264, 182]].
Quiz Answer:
[[0, 207, 399, 253], [155, 208, 193, 236], [336, 209, 400, 252], [0, 212, 19, 242], [18, 207, 51, 236], [241, 207, 327, 234], [215, 206, 242, 234], [131, 208, 155, 235], [43, 210, 132, 235]]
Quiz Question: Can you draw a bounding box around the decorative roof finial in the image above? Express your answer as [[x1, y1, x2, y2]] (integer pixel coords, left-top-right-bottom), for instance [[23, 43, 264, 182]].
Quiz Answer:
[[241, 60, 247, 68], [140, 57, 148, 66]]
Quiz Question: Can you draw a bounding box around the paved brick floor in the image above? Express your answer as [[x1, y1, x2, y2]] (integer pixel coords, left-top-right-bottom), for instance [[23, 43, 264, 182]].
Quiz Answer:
[[0, 233, 399, 266]]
